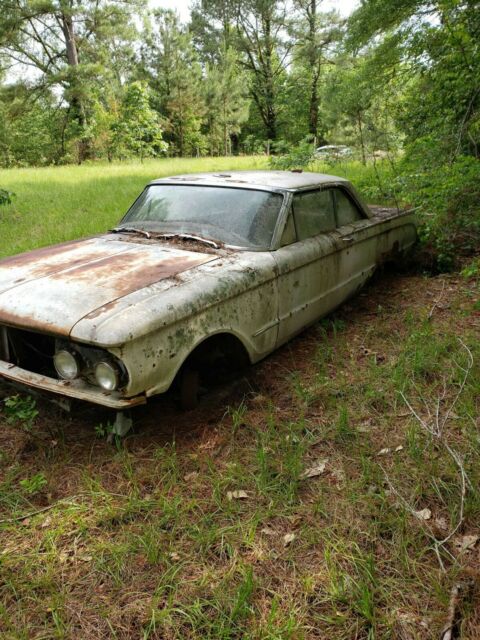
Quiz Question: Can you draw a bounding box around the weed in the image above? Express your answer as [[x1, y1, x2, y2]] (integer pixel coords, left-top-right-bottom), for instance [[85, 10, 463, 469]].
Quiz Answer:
[[3, 394, 38, 430], [461, 257, 480, 278], [405, 422, 425, 462], [290, 371, 316, 406], [254, 412, 308, 504], [334, 405, 356, 444], [320, 316, 346, 338], [94, 542, 133, 588], [94, 421, 114, 438], [228, 401, 248, 437], [0, 188, 14, 207], [322, 542, 378, 634], [135, 524, 165, 565], [19, 472, 47, 496], [257, 596, 302, 639]]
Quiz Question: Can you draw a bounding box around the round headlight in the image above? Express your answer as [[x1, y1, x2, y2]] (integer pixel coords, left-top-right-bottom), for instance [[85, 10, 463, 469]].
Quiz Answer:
[[54, 350, 81, 380], [95, 361, 120, 391]]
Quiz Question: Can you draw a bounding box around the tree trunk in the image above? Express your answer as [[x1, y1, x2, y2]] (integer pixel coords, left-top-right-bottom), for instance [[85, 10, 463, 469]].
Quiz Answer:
[[263, 14, 277, 141], [309, 81, 319, 139], [178, 121, 184, 157], [223, 96, 228, 156], [231, 133, 239, 155], [307, 0, 319, 139], [60, 9, 90, 163], [357, 111, 366, 165], [235, 1, 279, 142], [61, 10, 79, 67]]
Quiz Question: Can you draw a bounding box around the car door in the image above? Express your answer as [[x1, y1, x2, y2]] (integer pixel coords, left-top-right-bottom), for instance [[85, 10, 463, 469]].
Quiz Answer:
[[331, 187, 378, 300], [272, 188, 342, 346]]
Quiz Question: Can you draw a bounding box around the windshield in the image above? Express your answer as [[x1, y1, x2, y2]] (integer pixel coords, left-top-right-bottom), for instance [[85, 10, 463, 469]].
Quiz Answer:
[[119, 185, 284, 249]]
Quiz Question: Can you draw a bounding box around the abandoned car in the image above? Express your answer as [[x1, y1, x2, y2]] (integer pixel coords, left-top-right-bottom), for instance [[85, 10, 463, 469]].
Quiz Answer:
[[0, 171, 416, 430], [314, 145, 353, 160]]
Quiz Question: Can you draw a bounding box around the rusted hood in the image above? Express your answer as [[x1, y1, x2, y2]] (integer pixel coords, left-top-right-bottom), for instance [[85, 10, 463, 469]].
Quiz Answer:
[[0, 235, 217, 335]]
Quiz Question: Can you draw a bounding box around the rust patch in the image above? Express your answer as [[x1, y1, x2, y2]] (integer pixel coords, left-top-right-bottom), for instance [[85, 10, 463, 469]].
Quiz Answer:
[[112, 233, 230, 255], [0, 238, 88, 267], [0, 310, 69, 336], [0, 240, 215, 336], [11, 251, 111, 283], [47, 250, 213, 297], [83, 298, 123, 321]]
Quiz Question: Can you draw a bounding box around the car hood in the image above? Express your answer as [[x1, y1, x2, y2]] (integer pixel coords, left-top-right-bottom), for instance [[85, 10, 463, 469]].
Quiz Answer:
[[0, 235, 218, 336]]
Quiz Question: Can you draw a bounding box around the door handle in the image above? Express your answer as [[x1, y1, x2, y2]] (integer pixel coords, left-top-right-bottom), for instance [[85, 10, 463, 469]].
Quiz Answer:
[[342, 236, 355, 244]]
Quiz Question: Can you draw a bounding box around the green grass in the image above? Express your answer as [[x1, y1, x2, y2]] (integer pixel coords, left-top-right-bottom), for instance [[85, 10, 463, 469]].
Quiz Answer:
[[0, 156, 390, 258]]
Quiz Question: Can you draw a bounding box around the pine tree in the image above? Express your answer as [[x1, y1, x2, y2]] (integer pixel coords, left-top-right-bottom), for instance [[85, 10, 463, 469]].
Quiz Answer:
[[110, 82, 167, 160]]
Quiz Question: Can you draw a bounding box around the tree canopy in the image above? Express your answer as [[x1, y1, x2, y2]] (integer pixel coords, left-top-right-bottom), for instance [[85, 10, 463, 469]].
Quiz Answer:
[[0, 0, 477, 168]]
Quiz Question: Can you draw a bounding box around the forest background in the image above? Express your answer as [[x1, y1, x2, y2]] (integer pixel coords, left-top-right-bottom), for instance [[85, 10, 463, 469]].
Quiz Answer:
[[0, 0, 479, 268]]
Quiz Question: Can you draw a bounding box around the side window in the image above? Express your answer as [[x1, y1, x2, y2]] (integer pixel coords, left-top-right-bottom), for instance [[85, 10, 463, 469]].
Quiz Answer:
[[334, 189, 363, 226], [293, 190, 335, 240], [280, 209, 296, 246]]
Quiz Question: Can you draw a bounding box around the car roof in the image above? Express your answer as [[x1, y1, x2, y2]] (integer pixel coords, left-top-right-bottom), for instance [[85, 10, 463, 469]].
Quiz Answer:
[[149, 170, 350, 192]]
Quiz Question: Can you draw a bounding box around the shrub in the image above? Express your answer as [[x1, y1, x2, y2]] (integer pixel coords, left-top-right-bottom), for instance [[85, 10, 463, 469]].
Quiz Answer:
[[269, 138, 315, 170], [0, 188, 13, 206], [396, 139, 480, 270]]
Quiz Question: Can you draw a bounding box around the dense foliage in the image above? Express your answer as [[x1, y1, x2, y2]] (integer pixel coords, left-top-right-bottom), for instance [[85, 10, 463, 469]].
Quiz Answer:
[[0, 0, 478, 266], [0, 188, 13, 206], [0, 0, 478, 163]]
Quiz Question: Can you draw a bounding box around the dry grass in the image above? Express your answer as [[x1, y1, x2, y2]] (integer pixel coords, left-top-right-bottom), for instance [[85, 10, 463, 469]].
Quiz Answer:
[[0, 267, 479, 639]]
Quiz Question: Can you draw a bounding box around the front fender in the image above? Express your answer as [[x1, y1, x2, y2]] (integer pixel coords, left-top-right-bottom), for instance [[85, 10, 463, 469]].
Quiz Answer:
[[110, 274, 279, 397]]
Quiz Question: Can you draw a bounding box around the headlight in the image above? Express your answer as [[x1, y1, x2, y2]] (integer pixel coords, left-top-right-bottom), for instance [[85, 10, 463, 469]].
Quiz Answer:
[[95, 361, 120, 391], [54, 350, 81, 380]]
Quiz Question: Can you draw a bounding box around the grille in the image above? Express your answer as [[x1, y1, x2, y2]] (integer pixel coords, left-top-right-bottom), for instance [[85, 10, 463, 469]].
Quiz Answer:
[[0, 324, 56, 377]]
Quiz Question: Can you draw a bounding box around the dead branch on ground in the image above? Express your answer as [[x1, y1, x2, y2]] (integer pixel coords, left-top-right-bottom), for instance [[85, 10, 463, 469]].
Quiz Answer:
[[382, 338, 474, 572]]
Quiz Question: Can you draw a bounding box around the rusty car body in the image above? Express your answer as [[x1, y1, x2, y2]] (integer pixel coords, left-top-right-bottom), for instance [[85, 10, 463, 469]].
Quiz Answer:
[[0, 171, 416, 425]]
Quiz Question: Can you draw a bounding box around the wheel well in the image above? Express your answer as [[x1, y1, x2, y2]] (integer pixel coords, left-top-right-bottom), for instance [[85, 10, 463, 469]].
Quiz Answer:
[[179, 333, 250, 379]]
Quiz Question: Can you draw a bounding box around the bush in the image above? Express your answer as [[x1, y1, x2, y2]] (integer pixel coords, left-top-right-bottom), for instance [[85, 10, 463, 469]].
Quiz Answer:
[[269, 138, 315, 170], [242, 135, 267, 155], [0, 188, 14, 206], [396, 139, 480, 270]]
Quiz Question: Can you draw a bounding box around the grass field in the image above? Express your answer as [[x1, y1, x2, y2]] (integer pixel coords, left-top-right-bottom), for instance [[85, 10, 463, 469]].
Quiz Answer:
[[0, 156, 389, 258], [0, 158, 479, 639]]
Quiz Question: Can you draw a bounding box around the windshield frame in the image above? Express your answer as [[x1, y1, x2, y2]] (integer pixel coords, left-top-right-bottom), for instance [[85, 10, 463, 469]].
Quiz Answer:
[[117, 183, 288, 251]]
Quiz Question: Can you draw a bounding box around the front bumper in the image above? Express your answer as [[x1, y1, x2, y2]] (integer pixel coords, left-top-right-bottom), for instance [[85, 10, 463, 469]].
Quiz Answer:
[[0, 359, 146, 409]]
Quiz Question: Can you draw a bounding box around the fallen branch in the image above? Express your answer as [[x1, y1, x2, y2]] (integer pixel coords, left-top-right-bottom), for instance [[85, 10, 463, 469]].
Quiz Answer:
[[0, 497, 85, 524], [428, 279, 446, 320], [440, 581, 472, 640], [383, 339, 474, 571], [0, 490, 129, 524], [380, 464, 455, 571]]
